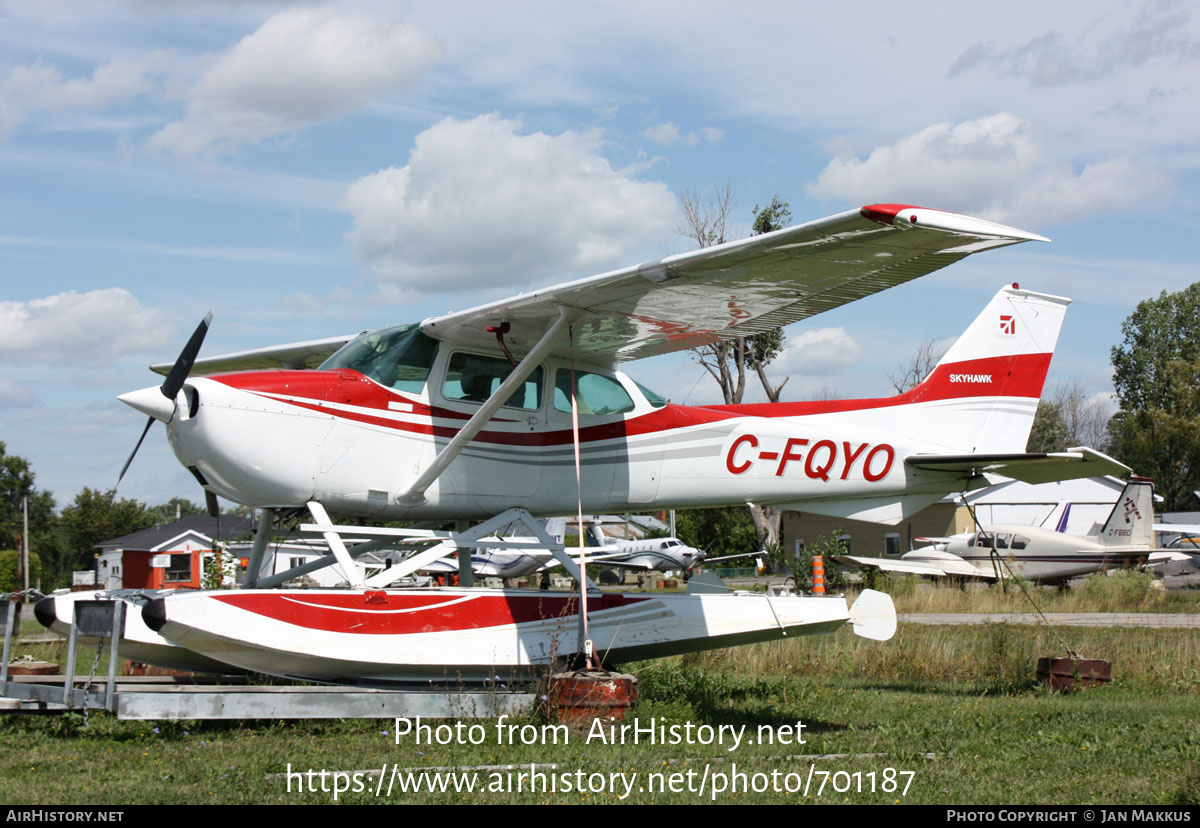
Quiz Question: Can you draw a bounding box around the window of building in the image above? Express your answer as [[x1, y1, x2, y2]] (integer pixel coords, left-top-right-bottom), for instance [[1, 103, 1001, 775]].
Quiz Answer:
[[164, 553, 192, 582], [884, 533, 901, 556]]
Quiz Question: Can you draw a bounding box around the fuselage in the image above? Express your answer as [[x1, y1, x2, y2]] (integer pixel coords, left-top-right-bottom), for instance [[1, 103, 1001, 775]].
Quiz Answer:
[[902, 525, 1150, 583], [135, 288, 1061, 524], [162, 361, 974, 521]]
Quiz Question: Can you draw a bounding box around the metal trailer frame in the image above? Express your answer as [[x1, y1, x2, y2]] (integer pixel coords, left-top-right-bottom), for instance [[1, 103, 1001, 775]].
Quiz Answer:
[[1, 599, 534, 721]]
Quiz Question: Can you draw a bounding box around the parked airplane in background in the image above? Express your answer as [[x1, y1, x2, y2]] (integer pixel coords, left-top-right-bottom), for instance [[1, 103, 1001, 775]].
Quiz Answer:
[[581, 527, 765, 577], [836, 478, 1190, 584]]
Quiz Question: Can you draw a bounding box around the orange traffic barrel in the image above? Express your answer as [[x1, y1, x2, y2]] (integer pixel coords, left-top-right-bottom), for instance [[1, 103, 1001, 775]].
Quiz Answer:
[[812, 554, 826, 595]]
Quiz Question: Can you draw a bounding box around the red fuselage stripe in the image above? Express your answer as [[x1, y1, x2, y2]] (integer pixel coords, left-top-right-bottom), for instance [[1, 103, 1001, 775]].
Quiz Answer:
[[208, 352, 1050, 446]]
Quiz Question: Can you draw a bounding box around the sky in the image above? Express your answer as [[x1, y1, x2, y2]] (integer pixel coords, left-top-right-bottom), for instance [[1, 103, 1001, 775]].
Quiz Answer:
[[1, 0, 1198, 510]]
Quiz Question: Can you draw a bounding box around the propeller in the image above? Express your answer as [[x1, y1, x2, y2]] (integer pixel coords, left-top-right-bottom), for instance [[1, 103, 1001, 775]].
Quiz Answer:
[[116, 312, 212, 489]]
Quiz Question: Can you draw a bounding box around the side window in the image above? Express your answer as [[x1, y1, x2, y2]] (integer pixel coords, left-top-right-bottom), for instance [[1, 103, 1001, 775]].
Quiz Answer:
[[443, 353, 542, 410], [1011, 535, 1029, 550], [553, 370, 635, 415]]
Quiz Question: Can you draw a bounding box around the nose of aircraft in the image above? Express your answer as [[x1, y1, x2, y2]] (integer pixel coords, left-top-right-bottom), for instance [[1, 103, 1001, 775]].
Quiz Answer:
[[142, 597, 168, 633], [119, 385, 178, 423], [33, 596, 57, 630]]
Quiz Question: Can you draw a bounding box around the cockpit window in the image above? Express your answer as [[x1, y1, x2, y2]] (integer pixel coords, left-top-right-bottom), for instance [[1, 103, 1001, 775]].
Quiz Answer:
[[320, 324, 439, 394], [632, 379, 668, 408], [553, 370, 635, 416], [443, 352, 543, 410]]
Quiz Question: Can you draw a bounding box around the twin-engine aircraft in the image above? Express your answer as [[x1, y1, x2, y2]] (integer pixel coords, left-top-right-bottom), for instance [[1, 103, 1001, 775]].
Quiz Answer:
[[113, 202, 1134, 683], [836, 478, 1186, 585]]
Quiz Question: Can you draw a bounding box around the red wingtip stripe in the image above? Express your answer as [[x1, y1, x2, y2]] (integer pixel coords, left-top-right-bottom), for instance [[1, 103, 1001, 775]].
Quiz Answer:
[[860, 203, 926, 225]]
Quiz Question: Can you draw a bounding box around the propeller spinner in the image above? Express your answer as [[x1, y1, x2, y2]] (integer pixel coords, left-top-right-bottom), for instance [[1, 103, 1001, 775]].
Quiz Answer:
[[116, 312, 214, 511]]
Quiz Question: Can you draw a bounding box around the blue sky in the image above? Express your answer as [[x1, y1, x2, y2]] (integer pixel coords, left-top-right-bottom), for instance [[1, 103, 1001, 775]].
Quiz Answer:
[[1, 0, 1198, 509]]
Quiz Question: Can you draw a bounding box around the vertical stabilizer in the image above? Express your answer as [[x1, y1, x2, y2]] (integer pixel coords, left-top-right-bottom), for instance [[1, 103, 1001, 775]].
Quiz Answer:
[[1098, 478, 1154, 547], [904, 285, 1070, 454]]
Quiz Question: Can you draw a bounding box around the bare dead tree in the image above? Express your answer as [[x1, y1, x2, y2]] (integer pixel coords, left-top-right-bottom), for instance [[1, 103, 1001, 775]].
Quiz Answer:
[[678, 184, 791, 555], [1049, 379, 1114, 452], [887, 337, 948, 394], [677, 183, 733, 248]]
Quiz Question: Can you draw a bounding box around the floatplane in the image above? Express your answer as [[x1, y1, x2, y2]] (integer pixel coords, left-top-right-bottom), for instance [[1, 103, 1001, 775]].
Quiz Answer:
[[94, 203, 1131, 684]]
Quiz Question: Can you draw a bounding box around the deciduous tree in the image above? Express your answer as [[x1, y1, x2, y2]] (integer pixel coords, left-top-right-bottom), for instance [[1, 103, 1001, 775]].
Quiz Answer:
[[678, 188, 794, 555], [60, 488, 156, 570], [1108, 286, 1200, 510]]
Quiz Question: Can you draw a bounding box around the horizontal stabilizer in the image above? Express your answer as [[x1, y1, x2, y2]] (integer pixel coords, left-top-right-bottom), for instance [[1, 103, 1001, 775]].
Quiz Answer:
[[905, 447, 1130, 485], [848, 589, 897, 641]]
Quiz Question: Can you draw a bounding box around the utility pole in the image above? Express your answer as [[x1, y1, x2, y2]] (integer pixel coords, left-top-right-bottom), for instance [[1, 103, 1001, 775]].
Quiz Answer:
[[22, 496, 30, 593]]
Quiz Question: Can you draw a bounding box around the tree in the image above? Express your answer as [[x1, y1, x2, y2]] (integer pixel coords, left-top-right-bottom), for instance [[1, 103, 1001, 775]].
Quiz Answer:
[[1108, 357, 1200, 511], [678, 188, 793, 554], [887, 337, 948, 394], [672, 506, 758, 563], [1047, 379, 1112, 452], [60, 488, 157, 570], [150, 497, 205, 523], [0, 443, 58, 588], [1026, 400, 1071, 453], [1108, 286, 1200, 510]]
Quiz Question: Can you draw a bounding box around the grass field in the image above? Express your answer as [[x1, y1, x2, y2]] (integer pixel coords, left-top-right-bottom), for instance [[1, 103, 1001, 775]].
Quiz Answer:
[[2, 616, 1198, 805], [878, 570, 1200, 615]]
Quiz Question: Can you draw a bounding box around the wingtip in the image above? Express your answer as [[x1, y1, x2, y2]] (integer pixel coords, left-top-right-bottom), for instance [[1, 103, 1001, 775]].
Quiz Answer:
[[861, 203, 1050, 243]]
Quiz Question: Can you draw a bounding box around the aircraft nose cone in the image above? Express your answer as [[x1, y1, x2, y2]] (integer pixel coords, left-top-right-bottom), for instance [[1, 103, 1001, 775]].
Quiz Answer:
[[118, 385, 177, 423], [142, 597, 168, 632], [33, 596, 56, 630]]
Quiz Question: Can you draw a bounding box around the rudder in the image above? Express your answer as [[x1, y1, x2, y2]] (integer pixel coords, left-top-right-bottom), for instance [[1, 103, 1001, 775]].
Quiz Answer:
[[904, 285, 1070, 454]]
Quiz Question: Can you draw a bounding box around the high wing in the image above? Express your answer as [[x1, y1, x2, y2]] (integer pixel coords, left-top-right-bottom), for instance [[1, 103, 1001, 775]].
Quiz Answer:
[[421, 204, 1048, 363], [149, 334, 358, 377]]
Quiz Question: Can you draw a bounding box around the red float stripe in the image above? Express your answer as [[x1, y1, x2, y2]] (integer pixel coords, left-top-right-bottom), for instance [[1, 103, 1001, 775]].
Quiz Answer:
[[214, 591, 649, 634]]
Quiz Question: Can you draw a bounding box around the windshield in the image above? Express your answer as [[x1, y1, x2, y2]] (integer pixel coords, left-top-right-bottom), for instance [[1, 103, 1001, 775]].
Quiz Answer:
[[319, 324, 439, 393], [632, 379, 668, 408]]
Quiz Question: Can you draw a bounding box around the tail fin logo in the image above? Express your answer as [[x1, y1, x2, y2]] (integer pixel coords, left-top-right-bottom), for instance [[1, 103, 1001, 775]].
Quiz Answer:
[[999, 315, 1016, 336], [1123, 496, 1141, 524]]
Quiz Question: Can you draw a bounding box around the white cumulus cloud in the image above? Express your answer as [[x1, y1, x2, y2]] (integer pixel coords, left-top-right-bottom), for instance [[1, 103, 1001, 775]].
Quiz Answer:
[[807, 112, 1173, 226], [0, 289, 171, 364], [342, 113, 678, 292], [148, 5, 442, 156], [0, 55, 164, 139], [769, 327, 863, 377]]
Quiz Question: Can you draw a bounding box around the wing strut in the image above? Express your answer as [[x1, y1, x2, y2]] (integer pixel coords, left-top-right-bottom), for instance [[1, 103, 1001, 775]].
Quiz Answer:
[[396, 306, 578, 505]]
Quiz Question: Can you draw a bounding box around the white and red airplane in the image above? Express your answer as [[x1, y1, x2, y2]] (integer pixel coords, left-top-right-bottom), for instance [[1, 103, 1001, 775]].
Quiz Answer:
[[115, 202, 1130, 683]]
